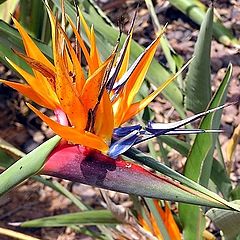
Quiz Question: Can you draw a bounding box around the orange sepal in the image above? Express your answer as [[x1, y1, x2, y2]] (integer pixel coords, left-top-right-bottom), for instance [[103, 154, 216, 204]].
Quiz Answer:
[[149, 212, 164, 240], [12, 18, 54, 72], [63, 46, 74, 75], [58, 25, 85, 94], [12, 49, 57, 89], [0, 80, 55, 109], [79, 11, 91, 40], [124, 36, 161, 108], [138, 214, 152, 233], [27, 103, 109, 153], [112, 91, 127, 127], [67, 16, 93, 70], [6, 58, 59, 109], [89, 26, 101, 74], [81, 54, 113, 111], [121, 74, 177, 124], [121, 58, 192, 124], [94, 90, 114, 144], [45, 4, 58, 64], [154, 200, 181, 240], [113, 36, 161, 126], [54, 52, 87, 131]]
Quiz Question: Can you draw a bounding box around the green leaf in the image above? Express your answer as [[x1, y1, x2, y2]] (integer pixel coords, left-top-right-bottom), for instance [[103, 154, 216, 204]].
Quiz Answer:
[[0, 226, 41, 240], [159, 135, 189, 156], [16, 210, 119, 227], [185, 64, 232, 186], [211, 159, 232, 200], [206, 201, 240, 240], [0, 0, 7, 4], [231, 186, 240, 201], [159, 135, 232, 199], [0, 137, 25, 159], [0, 150, 15, 169], [168, 0, 239, 46], [19, 0, 51, 42], [34, 176, 88, 211], [145, 0, 184, 75], [185, 7, 213, 113], [0, 135, 60, 197], [0, 139, 86, 210], [179, 64, 232, 239]]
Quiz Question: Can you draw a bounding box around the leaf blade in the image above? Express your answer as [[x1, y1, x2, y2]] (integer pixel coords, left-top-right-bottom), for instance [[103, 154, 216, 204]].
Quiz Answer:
[[15, 210, 119, 228], [185, 7, 213, 113], [0, 135, 61, 196], [179, 64, 233, 239]]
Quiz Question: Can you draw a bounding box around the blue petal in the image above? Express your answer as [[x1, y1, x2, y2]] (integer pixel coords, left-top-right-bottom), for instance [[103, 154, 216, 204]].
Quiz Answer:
[[113, 125, 142, 138], [147, 104, 229, 133], [109, 130, 140, 158]]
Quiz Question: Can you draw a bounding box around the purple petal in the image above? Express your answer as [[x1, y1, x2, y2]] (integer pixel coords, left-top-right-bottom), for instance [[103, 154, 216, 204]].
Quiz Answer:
[[147, 103, 230, 132], [113, 125, 142, 138], [109, 130, 140, 158]]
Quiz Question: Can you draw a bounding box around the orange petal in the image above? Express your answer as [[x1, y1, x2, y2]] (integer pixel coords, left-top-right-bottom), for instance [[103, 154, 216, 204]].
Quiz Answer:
[[94, 90, 114, 144], [124, 36, 161, 108], [89, 26, 101, 74], [27, 103, 108, 152], [67, 16, 93, 70], [121, 59, 192, 123], [12, 18, 55, 72], [79, 11, 91, 40], [58, 25, 85, 94], [0, 80, 55, 109], [81, 55, 113, 111], [154, 200, 181, 240], [54, 50, 87, 131], [6, 58, 59, 108]]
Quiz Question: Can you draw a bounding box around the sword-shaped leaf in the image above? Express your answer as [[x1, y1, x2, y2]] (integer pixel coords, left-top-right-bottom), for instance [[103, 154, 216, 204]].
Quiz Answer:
[[179, 64, 233, 239], [0, 135, 60, 196], [185, 7, 213, 113], [10, 210, 119, 227], [206, 201, 240, 240]]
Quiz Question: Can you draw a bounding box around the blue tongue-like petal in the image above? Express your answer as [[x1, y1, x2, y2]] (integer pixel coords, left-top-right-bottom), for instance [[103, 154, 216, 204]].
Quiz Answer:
[[113, 125, 142, 138], [108, 130, 140, 158], [109, 103, 231, 157]]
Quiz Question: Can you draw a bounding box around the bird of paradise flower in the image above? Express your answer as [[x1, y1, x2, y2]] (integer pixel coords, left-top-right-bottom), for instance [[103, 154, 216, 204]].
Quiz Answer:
[[0, 6, 224, 159]]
